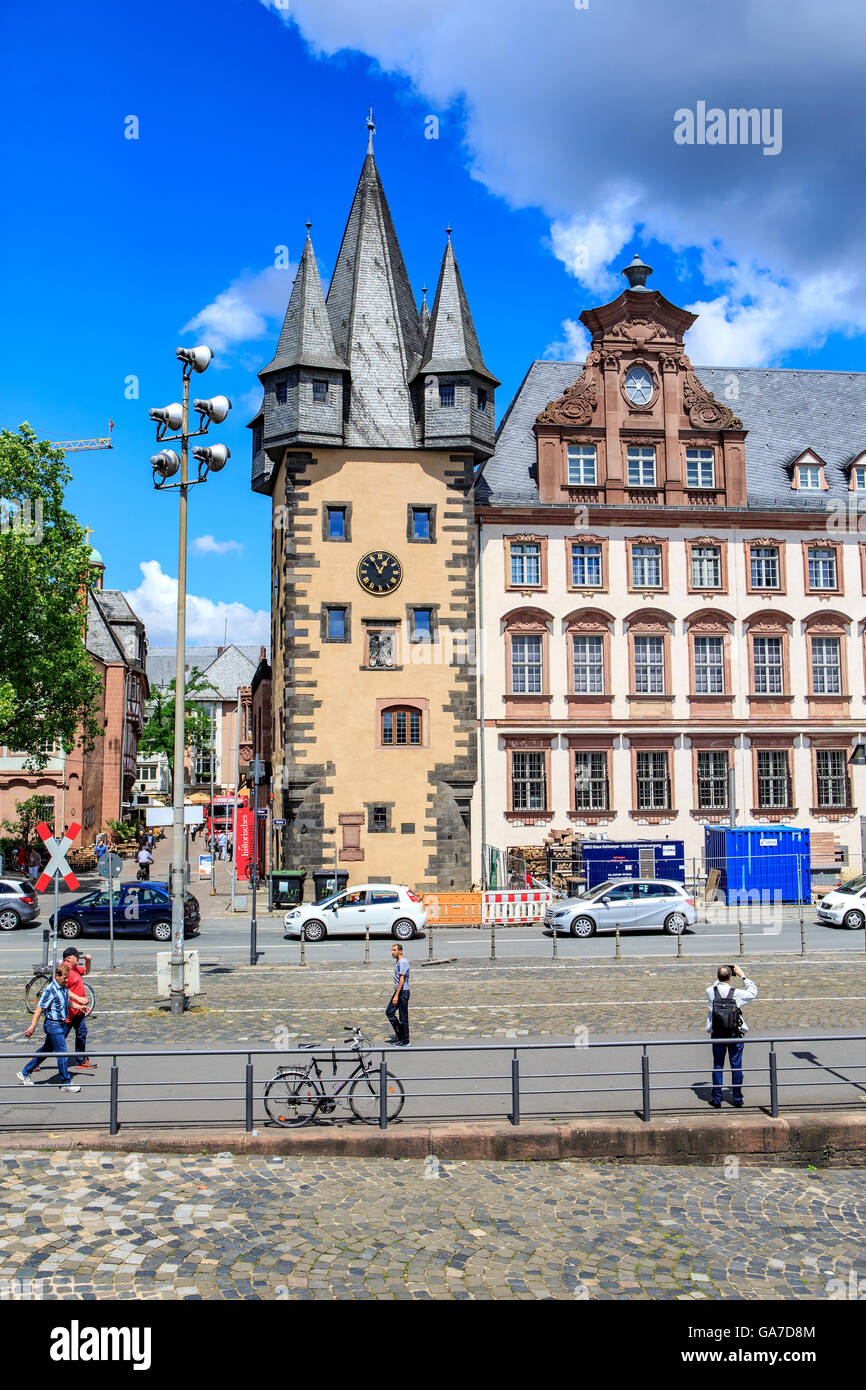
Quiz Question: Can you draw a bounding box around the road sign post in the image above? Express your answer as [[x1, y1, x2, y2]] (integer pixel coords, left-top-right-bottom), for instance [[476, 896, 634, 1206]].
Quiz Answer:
[[98, 851, 122, 969]]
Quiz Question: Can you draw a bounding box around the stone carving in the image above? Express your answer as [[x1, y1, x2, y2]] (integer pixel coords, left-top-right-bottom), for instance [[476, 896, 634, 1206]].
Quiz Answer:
[[368, 632, 395, 668], [659, 350, 682, 371], [608, 318, 664, 347], [536, 367, 598, 425], [681, 358, 743, 429]]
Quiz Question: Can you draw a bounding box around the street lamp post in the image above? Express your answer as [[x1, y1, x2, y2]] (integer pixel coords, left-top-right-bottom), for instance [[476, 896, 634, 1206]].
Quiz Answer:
[[149, 347, 231, 1016]]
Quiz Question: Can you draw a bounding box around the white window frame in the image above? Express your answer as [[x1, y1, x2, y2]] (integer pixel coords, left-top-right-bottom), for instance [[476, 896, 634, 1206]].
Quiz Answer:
[[685, 449, 715, 489], [798, 463, 822, 490], [691, 545, 722, 589], [572, 635, 605, 694], [631, 544, 662, 588], [571, 543, 602, 588], [627, 446, 657, 488], [633, 635, 665, 694], [566, 445, 598, 486]]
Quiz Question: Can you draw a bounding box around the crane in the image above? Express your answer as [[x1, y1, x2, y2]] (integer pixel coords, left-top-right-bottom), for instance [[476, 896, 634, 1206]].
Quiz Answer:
[[50, 421, 115, 452]]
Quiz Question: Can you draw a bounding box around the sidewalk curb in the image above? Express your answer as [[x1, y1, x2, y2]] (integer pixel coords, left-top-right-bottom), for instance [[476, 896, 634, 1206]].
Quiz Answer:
[[3, 1110, 866, 1164]]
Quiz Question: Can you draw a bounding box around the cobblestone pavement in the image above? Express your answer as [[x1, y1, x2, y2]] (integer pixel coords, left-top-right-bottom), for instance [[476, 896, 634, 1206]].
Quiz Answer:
[[0, 1153, 864, 1299], [3, 956, 865, 1050]]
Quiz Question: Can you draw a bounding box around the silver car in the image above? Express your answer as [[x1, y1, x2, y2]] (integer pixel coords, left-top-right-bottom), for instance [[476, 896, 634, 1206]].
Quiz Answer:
[[0, 878, 40, 931], [284, 884, 427, 942], [543, 878, 696, 938], [816, 875, 866, 929]]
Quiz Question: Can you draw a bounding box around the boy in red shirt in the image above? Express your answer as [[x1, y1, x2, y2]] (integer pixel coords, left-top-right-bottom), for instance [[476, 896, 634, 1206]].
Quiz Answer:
[[61, 947, 95, 1072]]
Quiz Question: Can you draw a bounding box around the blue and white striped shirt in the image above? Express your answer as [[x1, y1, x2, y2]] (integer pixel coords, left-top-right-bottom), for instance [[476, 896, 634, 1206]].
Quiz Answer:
[[38, 982, 69, 1026]]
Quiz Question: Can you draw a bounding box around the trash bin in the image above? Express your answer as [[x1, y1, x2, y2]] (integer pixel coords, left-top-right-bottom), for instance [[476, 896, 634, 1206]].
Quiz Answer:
[[313, 870, 349, 902], [269, 870, 306, 908]]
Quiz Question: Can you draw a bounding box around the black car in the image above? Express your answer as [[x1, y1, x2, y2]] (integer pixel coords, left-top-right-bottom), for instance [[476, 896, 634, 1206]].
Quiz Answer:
[[50, 881, 201, 941]]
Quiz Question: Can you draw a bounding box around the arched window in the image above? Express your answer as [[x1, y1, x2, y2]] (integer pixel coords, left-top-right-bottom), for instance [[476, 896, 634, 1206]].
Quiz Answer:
[[377, 700, 428, 749]]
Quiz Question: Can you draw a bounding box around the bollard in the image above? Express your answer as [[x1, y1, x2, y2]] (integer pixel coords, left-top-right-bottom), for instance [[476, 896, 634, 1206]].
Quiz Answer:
[[769, 1043, 779, 1118], [490, 915, 496, 962], [509, 1052, 520, 1126], [797, 855, 806, 957], [379, 1056, 389, 1130], [552, 919, 558, 959], [428, 914, 434, 962], [364, 917, 370, 966], [640, 1049, 651, 1122], [738, 917, 744, 958], [300, 929, 306, 968], [615, 921, 621, 959], [245, 1057, 254, 1133], [799, 914, 807, 958], [109, 1058, 119, 1136], [676, 923, 683, 959]]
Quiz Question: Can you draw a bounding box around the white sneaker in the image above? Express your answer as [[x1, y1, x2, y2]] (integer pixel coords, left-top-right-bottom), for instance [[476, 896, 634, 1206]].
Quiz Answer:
[[60, 1084, 81, 1094], [16, 1071, 34, 1086]]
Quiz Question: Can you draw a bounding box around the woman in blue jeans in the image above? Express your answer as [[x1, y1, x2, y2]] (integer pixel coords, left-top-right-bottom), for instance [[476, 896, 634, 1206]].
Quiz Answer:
[[17, 964, 81, 1093]]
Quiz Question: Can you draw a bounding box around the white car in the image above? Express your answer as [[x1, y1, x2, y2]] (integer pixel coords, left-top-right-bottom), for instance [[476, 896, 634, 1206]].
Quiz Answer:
[[816, 875, 866, 929], [543, 878, 697, 937], [284, 884, 427, 942]]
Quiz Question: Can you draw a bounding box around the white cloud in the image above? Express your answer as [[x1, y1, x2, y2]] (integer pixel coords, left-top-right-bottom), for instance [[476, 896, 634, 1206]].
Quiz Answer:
[[544, 318, 589, 362], [193, 535, 244, 556], [259, 0, 866, 365], [124, 560, 269, 647], [181, 264, 297, 356]]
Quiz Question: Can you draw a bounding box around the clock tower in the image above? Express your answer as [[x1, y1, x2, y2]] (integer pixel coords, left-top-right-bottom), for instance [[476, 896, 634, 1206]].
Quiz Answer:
[[250, 118, 497, 891]]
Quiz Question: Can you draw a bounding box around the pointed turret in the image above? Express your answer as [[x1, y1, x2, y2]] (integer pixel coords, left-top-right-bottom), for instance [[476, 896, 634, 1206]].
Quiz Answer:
[[260, 226, 345, 376], [412, 230, 499, 458], [254, 225, 347, 466], [325, 118, 425, 448]]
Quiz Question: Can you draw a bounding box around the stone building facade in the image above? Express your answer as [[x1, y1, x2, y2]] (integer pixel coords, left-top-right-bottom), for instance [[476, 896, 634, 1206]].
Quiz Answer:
[[251, 125, 495, 890], [475, 257, 866, 875]]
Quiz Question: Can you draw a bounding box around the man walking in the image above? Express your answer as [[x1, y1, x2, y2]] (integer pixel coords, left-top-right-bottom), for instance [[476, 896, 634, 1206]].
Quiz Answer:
[[386, 943, 410, 1047], [62, 947, 95, 1073], [17, 963, 81, 1093], [706, 964, 758, 1108], [217, 830, 227, 861]]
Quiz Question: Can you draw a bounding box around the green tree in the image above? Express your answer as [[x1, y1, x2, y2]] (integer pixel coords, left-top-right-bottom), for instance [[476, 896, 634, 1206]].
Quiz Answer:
[[0, 424, 103, 763], [138, 668, 216, 797]]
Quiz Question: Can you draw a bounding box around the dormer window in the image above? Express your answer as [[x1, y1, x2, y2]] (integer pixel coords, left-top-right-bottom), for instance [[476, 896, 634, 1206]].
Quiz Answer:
[[627, 446, 656, 488], [312, 380, 329, 404], [439, 384, 455, 408], [477, 389, 487, 413], [790, 451, 828, 491], [275, 380, 287, 405], [853, 466, 866, 491], [567, 445, 597, 486], [253, 425, 263, 453]]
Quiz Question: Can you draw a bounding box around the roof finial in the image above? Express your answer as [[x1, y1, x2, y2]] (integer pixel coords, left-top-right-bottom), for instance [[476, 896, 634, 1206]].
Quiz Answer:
[[622, 253, 653, 292], [446, 225, 452, 243], [366, 105, 375, 155]]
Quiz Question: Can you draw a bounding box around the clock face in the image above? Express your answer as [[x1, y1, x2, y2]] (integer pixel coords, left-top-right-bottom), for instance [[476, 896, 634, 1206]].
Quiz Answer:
[[624, 365, 654, 406], [357, 550, 403, 595]]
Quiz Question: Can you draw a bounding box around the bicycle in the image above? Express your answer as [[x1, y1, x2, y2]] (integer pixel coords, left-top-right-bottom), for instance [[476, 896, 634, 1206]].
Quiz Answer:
[[25, 968, 96, 1016], [263, 1024, 405, 1127]]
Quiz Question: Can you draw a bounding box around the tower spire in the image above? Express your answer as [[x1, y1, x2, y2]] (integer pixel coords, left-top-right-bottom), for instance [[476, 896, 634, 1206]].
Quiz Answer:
[[259, 225, 344, 376], [366, 105, 375, 155]]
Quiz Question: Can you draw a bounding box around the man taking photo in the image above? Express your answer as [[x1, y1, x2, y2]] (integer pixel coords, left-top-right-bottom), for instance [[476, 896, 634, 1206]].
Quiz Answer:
[[706, 963, 758, 1108]]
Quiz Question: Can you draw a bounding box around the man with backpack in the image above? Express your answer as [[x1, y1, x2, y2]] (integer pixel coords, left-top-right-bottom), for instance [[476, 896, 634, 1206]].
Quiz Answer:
[[706, 964, 758, 1108]]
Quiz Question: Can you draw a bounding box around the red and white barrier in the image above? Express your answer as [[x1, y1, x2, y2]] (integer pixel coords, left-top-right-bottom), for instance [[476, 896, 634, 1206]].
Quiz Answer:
[[482, 890, 555, 924]]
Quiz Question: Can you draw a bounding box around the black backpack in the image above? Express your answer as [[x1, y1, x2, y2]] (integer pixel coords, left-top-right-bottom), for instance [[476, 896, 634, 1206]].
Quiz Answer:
[[711, 984, 742, 1039]]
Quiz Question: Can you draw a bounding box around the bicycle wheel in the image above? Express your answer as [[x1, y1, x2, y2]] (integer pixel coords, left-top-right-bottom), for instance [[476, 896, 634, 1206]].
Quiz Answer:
[[83, 983, 96, 1016], [25, 972, 49, 1013], [263, 1070, 323, 1127], [349, 1068, 405, 1124]]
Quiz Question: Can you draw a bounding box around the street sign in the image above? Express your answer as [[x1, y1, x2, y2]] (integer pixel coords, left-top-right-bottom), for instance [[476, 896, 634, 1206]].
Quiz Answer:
[[198, 853, 213, 879], [247, 758, 270, 783], [98, 852, 123, 880], [256, 808, 269, 818], [273, 819, 285, 828], [34, 821, 80, 892]]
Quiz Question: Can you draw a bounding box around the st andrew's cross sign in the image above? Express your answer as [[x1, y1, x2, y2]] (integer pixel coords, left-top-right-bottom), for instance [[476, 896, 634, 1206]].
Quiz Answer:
[[34, 820, 80, 893]]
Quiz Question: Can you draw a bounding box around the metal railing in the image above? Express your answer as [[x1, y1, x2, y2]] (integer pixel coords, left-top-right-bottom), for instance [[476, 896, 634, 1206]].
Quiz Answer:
[[1, 1031, 864, 1134]]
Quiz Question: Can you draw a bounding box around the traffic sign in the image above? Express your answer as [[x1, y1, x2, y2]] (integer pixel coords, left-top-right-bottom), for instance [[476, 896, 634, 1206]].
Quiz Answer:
[[98, 852, 123, 880], [34, 821, 81, 892], [273, 819, 285, 828], [256, 808, 269, 818]]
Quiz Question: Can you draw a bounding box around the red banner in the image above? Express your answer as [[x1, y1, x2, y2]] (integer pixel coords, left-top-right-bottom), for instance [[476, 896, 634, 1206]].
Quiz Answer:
[[235, 808, 254, 882]]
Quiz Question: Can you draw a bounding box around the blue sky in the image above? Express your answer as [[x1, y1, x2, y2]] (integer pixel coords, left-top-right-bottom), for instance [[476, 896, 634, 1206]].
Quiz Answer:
[[2, 0, 864, 642]]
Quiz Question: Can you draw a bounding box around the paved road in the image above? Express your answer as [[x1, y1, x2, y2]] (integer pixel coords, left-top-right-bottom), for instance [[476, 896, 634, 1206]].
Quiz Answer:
[[3, 912, 864, 968], [0, 1152, 863, 1299]]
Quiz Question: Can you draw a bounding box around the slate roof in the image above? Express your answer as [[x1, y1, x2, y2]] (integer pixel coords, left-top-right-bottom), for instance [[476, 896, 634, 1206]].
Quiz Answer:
[[146, 644, 265, 694], [325, 146, 426, 449], [259, 230, 345, 377], [478, 360, 866, 509], [413, 238, 498, 384]]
